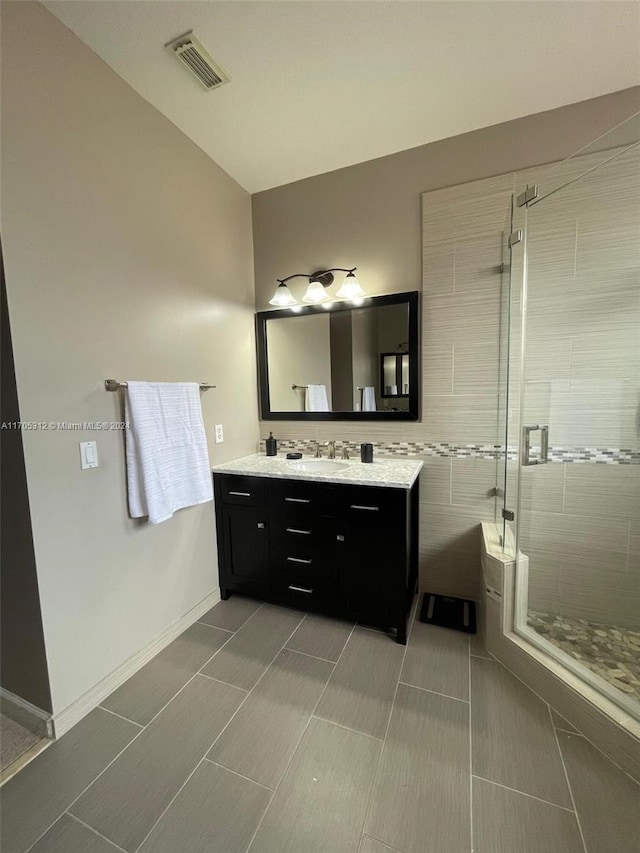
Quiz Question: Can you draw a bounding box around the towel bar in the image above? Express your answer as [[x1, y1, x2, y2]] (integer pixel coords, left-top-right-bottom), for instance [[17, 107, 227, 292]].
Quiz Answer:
[[105, 379, 215, 392]]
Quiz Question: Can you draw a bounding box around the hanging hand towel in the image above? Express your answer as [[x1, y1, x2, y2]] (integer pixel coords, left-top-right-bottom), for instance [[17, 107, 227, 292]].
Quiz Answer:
[[305, 384, 329, 412], [362, 386, 376, 412], [125, 381, 213, 525]]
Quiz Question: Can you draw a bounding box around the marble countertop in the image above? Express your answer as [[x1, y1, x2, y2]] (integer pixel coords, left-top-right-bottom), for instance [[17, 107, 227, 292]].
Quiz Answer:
[[211, 453, 423, 489]]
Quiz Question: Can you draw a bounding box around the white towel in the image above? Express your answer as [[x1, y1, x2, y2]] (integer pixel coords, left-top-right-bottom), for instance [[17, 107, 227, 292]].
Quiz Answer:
[[305, 384, 329, 412], [125, 381, 213, 525], [362, 386, 376, 412]]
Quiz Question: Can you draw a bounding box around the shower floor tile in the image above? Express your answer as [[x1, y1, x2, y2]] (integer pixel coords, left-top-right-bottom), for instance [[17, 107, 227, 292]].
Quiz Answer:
[[529, 610, 640, 705]]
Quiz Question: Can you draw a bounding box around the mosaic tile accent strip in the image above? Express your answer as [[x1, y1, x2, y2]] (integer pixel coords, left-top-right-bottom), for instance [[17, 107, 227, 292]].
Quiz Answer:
[[269, 438, 639, 464], [529, 611, 640, 705]]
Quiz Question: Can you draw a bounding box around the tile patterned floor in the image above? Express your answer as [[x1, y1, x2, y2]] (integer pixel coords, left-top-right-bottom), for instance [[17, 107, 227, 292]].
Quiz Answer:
[[1, 596, 639, 853], [529, 610, 640, 705]]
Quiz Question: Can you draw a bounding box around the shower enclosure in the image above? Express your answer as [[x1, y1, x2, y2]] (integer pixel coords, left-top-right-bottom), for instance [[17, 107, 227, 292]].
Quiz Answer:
[[500, 113, 640, 721]]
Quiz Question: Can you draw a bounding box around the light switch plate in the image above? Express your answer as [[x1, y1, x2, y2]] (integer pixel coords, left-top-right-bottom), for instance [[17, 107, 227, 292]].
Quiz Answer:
[[214, 424, 224, 444], [80, 441, 99, 469]]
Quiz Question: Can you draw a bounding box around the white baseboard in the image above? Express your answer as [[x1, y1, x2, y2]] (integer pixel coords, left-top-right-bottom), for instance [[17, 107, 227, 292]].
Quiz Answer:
[[0, 689, 53, 738], [52, 587, 221, 738]]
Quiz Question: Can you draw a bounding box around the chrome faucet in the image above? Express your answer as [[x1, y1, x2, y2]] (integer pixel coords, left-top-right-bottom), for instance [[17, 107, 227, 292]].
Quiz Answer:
[[314, 442, 322, 458], [327, 441, 336, 459]]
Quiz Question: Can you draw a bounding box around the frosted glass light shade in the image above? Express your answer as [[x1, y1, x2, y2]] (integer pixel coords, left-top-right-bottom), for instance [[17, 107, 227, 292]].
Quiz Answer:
[[302, 281, 330, 303], [336, 272, 365, 299], [269, 282, 297, 307]]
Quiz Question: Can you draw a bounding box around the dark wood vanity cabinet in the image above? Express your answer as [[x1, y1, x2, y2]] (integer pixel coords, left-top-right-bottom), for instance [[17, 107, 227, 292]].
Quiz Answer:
[[213, 472, 419, 643]]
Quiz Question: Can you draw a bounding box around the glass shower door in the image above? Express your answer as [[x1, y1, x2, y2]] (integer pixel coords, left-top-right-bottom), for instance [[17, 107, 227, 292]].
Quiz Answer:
[[513, 120, 640, 718]]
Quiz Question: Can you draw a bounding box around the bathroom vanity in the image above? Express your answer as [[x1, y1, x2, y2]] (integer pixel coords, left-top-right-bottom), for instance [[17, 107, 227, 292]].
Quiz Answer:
[[211, 454, 422, 643]]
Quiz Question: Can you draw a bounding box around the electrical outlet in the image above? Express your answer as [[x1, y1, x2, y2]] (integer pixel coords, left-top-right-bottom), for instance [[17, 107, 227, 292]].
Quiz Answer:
[[214, 424, 224, 444]]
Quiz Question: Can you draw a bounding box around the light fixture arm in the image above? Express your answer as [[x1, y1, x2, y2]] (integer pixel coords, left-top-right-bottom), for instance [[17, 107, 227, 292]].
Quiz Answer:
[[277, 267, 357, 287]]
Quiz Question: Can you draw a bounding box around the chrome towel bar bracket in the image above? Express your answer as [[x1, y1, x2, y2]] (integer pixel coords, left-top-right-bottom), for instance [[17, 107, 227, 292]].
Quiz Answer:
[[105, 379, 215, 392]]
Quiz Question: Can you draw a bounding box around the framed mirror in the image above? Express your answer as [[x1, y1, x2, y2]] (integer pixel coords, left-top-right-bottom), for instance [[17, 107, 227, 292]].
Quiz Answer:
[[256, 291, 419, 420]]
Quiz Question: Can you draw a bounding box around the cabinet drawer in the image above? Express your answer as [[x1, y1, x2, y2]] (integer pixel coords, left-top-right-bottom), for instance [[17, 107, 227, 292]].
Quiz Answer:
[[337, 485, 407, 522], [218, 475, 265, 507], [269, 479, 337, 519], [270, 512, 335, 558], [270, 544, 334, 577], [271, 572, 330, 611]]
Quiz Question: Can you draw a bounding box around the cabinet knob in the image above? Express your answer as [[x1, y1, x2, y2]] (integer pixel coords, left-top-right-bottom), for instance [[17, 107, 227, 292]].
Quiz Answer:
[[257, 523, 265, 529]]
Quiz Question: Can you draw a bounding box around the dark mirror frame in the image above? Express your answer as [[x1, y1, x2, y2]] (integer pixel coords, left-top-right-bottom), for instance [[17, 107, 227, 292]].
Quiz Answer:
[[256, 290, 420, 421]]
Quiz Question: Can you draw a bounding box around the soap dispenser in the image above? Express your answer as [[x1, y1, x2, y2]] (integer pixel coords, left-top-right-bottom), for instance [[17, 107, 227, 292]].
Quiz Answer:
[[265, 432, 277, 456]]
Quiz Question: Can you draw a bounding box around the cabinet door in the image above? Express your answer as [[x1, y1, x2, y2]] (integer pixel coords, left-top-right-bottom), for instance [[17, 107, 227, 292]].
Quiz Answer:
[[336, 488, 407, 626], [221, 505, 269, 594]]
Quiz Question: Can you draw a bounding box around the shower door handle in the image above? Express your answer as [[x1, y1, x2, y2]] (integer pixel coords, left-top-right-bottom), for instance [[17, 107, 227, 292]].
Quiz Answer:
[[522, 425, 549, 466], [540, 425, 549, 464]]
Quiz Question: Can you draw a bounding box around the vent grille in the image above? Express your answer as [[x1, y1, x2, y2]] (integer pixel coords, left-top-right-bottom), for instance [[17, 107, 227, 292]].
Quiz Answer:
[[166, 32, 230, 91]]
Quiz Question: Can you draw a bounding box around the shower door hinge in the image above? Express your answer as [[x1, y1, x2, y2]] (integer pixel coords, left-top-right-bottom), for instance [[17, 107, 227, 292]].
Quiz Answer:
[[516, 184, 539, 208], [501, 508, 515, 522], [508, 230, 522, 248]]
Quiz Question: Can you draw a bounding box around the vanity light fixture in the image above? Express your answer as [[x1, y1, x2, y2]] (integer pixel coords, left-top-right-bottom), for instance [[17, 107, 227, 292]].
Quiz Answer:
[[335, 270, 365, 300], [268, 281, 298, 307], [268, 267, 364, 306]]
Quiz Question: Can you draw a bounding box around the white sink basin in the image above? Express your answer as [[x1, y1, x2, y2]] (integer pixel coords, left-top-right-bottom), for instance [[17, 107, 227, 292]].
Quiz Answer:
[[287, 459, 348, 474]]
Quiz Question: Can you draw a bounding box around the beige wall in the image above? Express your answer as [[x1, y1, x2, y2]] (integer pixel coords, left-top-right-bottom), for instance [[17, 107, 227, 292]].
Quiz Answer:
[[253, 88, 640, 311], [253, 86, 640, 601], [266, 314, 332, 411], [1, 2, 257, 716]]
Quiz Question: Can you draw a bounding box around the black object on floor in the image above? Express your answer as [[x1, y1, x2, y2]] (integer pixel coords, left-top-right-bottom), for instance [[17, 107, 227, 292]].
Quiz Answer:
[[419, 592, 476, 634]]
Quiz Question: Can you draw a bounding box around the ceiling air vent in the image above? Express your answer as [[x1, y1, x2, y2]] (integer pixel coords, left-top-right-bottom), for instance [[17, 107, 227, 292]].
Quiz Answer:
[[165, 31, 230, 91]]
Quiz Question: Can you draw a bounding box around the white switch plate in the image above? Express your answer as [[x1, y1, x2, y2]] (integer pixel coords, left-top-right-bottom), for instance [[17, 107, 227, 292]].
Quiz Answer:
[[214, 424, 224, 444], [80, 441, 99, 470]]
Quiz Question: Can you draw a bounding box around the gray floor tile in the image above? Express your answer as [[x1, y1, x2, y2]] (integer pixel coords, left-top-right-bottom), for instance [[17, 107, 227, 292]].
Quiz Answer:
[[138, 760, 271, 853], [401, 622, 470, 701], [360, 835, 403, 852], [366, 683, 470, 853], [200, 605, 304, 690], [315, 628, 405, 739], [558, 730, 640, 853], [101, 622, 232, 725], [472, 777, 583, 853], [550, 708, 579, 734], [198, 597, 262, 632], [286, 613, 354, 662], [70, 675, 245, 852], [29, 815, 122, 853], [209, 648, 333, 788], [471, 658, 571, 808], [248, 718, 380, 853], [0, 709, 138, 853], [469, 630, 491, 659]]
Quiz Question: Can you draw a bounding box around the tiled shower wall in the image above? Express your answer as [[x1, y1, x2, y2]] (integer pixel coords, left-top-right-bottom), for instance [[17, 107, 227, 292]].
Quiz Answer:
[[513, 142, 640, 629]]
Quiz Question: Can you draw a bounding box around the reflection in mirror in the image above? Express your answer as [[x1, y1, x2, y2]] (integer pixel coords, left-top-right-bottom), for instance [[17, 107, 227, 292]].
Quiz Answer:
[[266, 304, 409, 413], [257, 291, 419, 421]]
